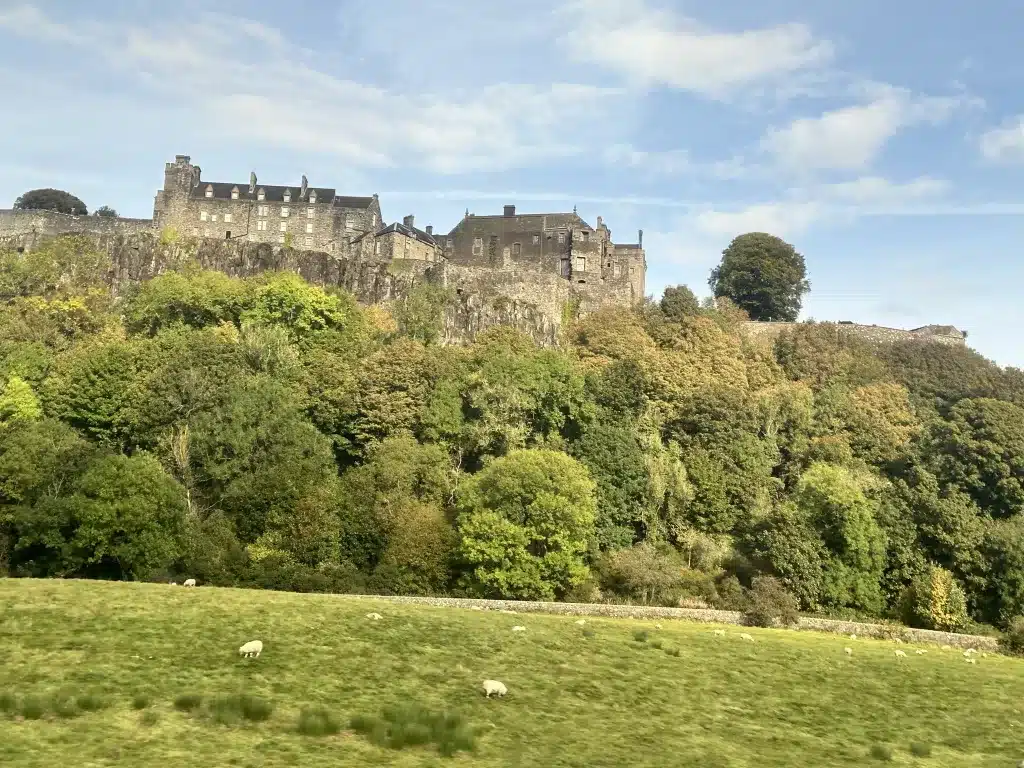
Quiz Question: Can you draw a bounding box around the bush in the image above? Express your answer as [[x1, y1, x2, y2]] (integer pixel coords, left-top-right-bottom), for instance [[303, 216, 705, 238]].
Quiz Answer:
[[297, 707, 341, 736], [713, 574, 749, 611], [131, 694, 151, 710], [1000, 616, 1024, 656], [0, 691, 17, 713], [209, 693, 275, 725], [174, 693, 203, 712], [51, 693, 80, 719], [351, 704, 476, 756], [898, 565, 968, 632], [909, 742, 932, 757], [633, 630, 649, 643], [743, 576, 799, 628], [596, 543, 686, 606], [20, 696, 46, 720], [869, 743, 893, 761], [76, 693, 106, 712]]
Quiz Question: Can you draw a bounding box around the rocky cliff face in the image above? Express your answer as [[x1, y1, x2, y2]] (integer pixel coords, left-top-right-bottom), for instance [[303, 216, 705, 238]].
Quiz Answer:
[[1, 231, 576, 346]]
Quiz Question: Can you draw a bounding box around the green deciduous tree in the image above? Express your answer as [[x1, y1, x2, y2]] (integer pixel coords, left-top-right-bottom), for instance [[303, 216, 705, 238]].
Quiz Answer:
[[456, 449, 596, 600], [14, 189, 88, 215], [708, 232, 810, 322]]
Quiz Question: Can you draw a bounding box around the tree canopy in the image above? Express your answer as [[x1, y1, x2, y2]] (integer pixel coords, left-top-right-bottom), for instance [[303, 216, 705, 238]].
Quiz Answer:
[[709, 232, 810, 322], [13, 189, 88, 216]]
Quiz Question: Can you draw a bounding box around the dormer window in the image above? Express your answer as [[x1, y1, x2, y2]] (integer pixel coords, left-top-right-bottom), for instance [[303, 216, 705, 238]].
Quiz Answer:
[[283, 189, 292, 203], [231, 187, 239, 200], [309, 190, 317, 203], [204, 185, 214, 198], [257, 188, 265, 201]]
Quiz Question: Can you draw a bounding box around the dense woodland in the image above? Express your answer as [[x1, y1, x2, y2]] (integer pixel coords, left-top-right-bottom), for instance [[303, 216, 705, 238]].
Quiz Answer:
[[1, 234, 1023, 637]]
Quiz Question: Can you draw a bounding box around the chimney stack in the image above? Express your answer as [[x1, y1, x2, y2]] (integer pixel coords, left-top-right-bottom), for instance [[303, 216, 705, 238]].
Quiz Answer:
[[503, 204, 516, 217], [403, 214, 415, 228], [425, 225, 433, 236]]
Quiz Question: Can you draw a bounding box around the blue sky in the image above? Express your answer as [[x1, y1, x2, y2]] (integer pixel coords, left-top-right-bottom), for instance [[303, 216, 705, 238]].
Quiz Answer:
[[1, 0, 1023, 367]]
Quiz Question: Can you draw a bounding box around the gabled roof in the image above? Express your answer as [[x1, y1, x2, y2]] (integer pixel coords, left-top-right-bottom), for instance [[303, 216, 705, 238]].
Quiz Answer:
[[353, 221, 437, 246], [333, 196, 376, 210], [448, 211, 593, 234], [192, 182, 335, 203]]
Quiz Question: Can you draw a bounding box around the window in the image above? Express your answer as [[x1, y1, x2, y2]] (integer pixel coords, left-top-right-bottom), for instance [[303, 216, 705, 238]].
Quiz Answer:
[[309, 191, 317, 203], [557, 232, 565, 244], [304, 235, 313, 246], [281, 207, 289, 218], [307, 207, 315, 218], [375, 241, 381, 256], [257, 189, 265, 201], [256, 220, 267, 231], [283, 190, 291, 203], [279, 221, 287, 232], [225, 231, 232, 239], [472, 237, 483, 255], [371, 214, 377, 226], [211, 214, 218, 222], [224, 213, 233, 223], [345, 216, 353, 229], [532, 235, 539, 245], [231, 188, 239, 200], [200, 211, 208, 222], [512, 242, 521, 257], [278, 234, 286, 243], [581, 231, 589, 241], [575, 256, 586, 272], [204, 185, 213, 198], [305, 222, 313, 234], [447, 239, 453, 247], [613, 263, 621, 278]]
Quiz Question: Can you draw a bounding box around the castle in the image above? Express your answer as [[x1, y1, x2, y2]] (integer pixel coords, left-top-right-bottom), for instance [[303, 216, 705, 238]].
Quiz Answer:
[[150, 154, 646, 303], [0, 153, 966, 348]]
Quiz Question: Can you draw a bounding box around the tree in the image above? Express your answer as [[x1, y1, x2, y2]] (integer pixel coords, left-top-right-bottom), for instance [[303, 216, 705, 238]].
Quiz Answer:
[[93, 206, 118, 218], [708, 232, 810, 321], [13, 189, 88, 216], [659, 285, 701, 321], [456, 449, 597, 600]]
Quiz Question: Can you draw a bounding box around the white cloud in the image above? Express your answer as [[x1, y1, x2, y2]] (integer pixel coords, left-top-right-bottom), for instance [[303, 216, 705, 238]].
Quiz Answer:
[[0, 4, 624, 174], [560, 0, 832, 98], [693, 201, 826, 239], [601, 144, 691, 175], [820, 176, 950, 204], [979, 117, 1024, 163], [760, 86, 967, 171]]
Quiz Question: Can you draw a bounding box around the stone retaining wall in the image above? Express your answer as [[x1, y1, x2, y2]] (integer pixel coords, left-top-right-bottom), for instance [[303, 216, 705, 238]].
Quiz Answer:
[[342, 594, 1000, 651]]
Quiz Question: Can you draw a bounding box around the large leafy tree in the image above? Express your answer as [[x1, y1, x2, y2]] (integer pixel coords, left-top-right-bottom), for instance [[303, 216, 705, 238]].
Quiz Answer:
[[709, 232, 810, 321], [13, 189, 88, 216]]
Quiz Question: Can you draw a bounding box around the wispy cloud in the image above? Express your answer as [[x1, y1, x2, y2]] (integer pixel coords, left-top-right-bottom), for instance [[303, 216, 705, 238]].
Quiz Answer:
[[979, 116, 1024, 162], [559, 0, 833, 99]]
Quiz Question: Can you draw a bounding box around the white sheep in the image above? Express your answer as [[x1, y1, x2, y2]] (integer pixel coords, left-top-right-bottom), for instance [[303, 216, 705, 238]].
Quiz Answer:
[[511, 626, 526, 632], [844, 647, 852, 656], [471, 606, 483, 611], [893, 638, 903, 644], [366, 612, 383, 621], [183, 578, 197, 587], [894, 650, 907, 658], [738, 633, 754, 642], [482, 679, 507, 698], [239, 640, 263, 658], [575, 619, 586, 626], [168, 581, 176, 586], [915, 649, 927, 655], [655, 623, 663, 629], [850, 633, 857, 640], [713, 629, 726, 637], [964, 647, 978, 655]]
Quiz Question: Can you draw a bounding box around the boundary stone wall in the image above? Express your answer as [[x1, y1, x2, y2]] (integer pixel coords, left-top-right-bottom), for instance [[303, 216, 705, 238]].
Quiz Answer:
[[342, 594, 1000, 651]]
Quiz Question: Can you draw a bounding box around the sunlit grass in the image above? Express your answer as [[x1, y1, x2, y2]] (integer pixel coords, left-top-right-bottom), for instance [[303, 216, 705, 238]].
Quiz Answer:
[[0, 578, 1022, 767]]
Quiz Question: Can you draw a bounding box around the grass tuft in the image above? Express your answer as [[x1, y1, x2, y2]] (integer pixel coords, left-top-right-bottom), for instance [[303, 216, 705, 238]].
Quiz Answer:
[[141, 710, 160, 727], [50, 693, 80, 719], [75, 693, 107, 712], [350, 703, 476, 755], [909, 742, 932, 757], [665, 647, 681, 657], [173, 693, 203, 713], [869, 744, 894, 761], [131, 693, 151, 710], [19, 696, 46, 720], [0, 691, 17, 714], [582, 628, 595, 639], [633, 630, 649, 643], [297, 707, 341, 737], [209, 693, 275, 725]]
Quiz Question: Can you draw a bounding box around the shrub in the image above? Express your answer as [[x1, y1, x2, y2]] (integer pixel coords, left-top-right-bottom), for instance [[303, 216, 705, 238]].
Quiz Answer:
[[0, 691, 16, 713], [665, 647, 681, 657], [76, 693, 107, 712], [174, 693, 203, 712], [899, 565, 969, 632], [352, 704, 476, 756], [596, 543, 686, 606], [650, 639, 663, 650], [1000, 616, 1024, 656], [141, 710, 160, 726], [743, 576, 799, 628], [20, 696, 46, 720], [131, 694, 151, 710], [51, 694, 80, 719], [633, 630, 649, 643], [713, 574, 749, 611], [297, 707, 341, 736], [677, 568, 719, 606]]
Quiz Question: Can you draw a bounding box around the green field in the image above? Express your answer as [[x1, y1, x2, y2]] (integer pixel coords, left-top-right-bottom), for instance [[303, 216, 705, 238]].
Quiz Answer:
[[1, 580, 1022, 767]]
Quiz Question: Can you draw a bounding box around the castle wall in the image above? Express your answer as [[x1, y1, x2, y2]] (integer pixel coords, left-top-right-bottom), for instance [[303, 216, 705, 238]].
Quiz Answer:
[[444, 216, 573, 272], [740, 321, 966, 347], [0, 209, 155, 247], [377, 231, 440, 263]]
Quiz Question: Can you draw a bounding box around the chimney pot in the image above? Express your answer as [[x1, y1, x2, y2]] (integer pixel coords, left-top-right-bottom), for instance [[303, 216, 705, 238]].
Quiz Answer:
[[403, 214, 415, 228], [503, 204, 516, 217]]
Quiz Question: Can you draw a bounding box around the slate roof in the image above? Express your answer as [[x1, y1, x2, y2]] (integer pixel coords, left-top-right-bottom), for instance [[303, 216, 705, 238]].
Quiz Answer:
[[190, 183, 375, 209], [353, 221, 437, 246], [450, 211, 593, 232]]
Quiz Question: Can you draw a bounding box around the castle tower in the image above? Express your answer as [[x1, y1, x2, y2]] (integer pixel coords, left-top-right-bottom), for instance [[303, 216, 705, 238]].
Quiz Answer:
[[153, 154, 200, 225]]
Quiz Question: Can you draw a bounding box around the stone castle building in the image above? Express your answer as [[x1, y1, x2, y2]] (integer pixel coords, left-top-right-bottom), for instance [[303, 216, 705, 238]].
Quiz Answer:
[[149, 154, 646, 305]]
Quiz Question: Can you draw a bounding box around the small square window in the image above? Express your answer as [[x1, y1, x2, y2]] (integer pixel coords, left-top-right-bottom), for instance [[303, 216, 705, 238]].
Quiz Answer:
[[281, 207, 289, 217], [224, 213, 233, 223], [447, 239, 453, 247], [304, 235, 313, 246], [283, 192, 291, 203], [278, 234, 286, 243], [532, 235, 539, 245], [279, 221, 287, 232], [200, 211, 208, 221], [257, 190, 265, 201], [204, 188, 213, 198], [231, 189, 239, 200], [305, 222, 313, 234], [307, 207, 315, 218], [211, 214, 218, 222]]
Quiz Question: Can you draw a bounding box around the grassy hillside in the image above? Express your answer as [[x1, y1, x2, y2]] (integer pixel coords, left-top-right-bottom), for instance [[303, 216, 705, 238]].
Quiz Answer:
[[0, 580, 1022, 767]]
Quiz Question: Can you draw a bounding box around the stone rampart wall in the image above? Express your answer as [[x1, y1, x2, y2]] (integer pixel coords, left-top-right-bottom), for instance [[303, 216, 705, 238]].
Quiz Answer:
[[741, 321, 966, 347]]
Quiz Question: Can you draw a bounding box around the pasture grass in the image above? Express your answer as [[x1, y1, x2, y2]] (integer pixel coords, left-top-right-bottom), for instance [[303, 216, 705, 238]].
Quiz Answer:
[[0, 578, 1023, 766]]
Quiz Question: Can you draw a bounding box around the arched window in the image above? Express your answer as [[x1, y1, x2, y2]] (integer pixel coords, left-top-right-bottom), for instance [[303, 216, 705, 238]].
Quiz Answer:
[[204, 185, 214, 198], [231, 187, 239, 200]]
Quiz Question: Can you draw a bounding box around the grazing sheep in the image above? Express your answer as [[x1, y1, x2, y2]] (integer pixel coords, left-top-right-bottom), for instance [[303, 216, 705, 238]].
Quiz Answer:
[[471, 606, 483, 611], [239, 640, 263, 658], [964, 647, 978, 655], [655, 623, 663, 629], [850, 633, 857, 640], [738, 633, 754, 642], [366, 612, 383, 621], [511, 626, 526, 632], [168, 581, 176, 586], [713, 629, 726, 637], [844, 647, 852, 656], [183, 578, 196, 587], [894, 650, 907, 658], [482, 680, 507, 698], [893, 638, 903, 644], [575, 619, 586, 626], [915, 649, 927, 655]]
